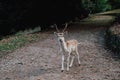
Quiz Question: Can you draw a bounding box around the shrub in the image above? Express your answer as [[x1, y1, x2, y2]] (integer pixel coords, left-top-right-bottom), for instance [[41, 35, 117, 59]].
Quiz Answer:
[[105, 23, 120, 56]]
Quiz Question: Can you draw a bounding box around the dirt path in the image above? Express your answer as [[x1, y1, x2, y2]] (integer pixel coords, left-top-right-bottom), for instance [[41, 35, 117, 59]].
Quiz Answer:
[[0, 26, 120, 80]]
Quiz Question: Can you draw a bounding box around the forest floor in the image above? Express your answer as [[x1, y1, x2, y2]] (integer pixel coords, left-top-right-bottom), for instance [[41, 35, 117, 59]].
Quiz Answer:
[[0, 25, 120, 80]]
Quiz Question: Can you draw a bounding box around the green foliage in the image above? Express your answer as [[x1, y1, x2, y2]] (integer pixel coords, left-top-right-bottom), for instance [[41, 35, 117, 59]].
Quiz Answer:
[[109, 0, 120, 9], [94, 0, 111, 12], [81, 0, 93, 9], [81, 0, 112, 13]]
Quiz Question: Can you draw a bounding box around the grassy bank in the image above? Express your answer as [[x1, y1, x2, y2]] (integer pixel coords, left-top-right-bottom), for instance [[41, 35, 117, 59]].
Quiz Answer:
[[0, 27, 48, 58], [77, 9, 120, 27], [79, 15, 115, 26]]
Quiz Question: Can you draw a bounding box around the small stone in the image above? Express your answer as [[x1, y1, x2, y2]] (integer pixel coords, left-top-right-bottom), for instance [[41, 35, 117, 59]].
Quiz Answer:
[[17, 62, 23, 65]]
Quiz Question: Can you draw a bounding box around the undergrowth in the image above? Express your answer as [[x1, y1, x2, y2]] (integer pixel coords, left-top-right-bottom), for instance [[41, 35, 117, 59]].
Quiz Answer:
[[105, 23, 120, 57]]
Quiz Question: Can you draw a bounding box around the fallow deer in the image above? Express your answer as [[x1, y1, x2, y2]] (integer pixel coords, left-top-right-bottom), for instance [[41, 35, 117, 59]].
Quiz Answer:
[[54, 23, 81, 72]]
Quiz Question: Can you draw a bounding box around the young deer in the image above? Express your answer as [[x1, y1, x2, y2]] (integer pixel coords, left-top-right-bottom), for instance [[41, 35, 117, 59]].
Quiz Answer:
[[54, 23, 81, 72]]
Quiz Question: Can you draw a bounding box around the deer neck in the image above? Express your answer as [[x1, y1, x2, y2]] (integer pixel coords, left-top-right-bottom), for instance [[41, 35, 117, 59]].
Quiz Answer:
[[59, 38, 68, 52]]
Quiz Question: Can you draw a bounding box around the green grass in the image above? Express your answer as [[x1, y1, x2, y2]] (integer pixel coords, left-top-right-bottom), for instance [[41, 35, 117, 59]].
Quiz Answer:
[[78, 9, 120, 27], [97, 9, 120, 15], [0, 27, 48, 57], [0, 34, 39, 52], [79, 15, 115, 26]]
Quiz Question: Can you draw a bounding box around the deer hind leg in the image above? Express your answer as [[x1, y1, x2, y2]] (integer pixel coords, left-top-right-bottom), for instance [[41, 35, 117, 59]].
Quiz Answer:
[[76, 48, 81, 66], [69, 55, 75, 68]]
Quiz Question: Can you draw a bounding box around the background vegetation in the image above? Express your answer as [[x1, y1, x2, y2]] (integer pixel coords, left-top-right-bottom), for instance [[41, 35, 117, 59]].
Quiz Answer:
[[0, 0, 120, 37]]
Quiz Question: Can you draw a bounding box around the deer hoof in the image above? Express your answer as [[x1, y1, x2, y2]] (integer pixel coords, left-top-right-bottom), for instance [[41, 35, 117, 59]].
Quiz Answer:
[[61, 70, 64, 72]]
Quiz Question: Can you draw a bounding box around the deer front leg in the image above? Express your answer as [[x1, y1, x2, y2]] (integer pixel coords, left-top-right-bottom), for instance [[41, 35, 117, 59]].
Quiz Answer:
[[67, 52, 71, 71], [61, 53, 64, 72], [59, 44, 64, 72]]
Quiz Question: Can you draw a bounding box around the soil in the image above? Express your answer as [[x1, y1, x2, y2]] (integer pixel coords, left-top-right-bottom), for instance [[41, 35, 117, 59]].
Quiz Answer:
[[0, 25, 120, 80]]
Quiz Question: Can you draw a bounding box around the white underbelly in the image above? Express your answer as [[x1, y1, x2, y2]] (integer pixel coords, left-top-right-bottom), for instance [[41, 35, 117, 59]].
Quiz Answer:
[[68, 46, 76, 52]]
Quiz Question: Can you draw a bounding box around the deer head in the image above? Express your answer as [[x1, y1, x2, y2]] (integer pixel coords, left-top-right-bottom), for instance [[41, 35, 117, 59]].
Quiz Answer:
[[54, 23, 68, 42]]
